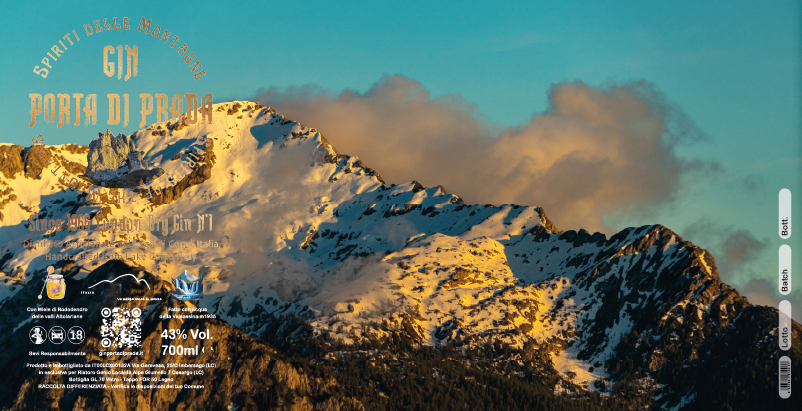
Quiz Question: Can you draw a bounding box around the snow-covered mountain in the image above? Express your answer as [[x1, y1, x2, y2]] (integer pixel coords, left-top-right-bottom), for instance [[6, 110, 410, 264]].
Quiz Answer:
[[1, 102, 799, 409]]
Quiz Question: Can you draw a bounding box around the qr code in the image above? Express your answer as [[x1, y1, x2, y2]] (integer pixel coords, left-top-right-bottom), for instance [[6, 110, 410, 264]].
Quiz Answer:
[[100, 307, 142, 350]]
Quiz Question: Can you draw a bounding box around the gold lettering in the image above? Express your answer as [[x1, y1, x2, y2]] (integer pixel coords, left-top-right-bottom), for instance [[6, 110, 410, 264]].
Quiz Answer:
[[124, 94, 129, 127], [200, 94, 213, 124], [50, 45, 64, 58], [34, 65, 49, 78], [107, 94, 120, 125], [185, 94, 197, 124], [155, 94, 168, 123], [170, 94, 183, 120], [44, 94, 56, 124], [84, 94, 97, 125], [117, 45, 123, 80], [57, 94, 70, 128], [73, 94, 83, 125], [124, 45, 138, 80], [29, 94, 42, 128], [103, 45, 115, 77], [140, 94, 153, 127], [138, 17, 152, 33]]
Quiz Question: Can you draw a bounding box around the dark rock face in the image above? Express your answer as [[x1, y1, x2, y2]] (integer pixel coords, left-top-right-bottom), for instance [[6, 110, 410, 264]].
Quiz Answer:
[[0, 145, 24, 178], [2, 144, 88, 180], [23, 145, 50, 179], [90, 168, 165, 189]]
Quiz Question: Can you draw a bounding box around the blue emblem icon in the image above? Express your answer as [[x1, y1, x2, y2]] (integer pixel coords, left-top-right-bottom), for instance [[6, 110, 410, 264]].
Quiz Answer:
[[171, 270, 203, 301]]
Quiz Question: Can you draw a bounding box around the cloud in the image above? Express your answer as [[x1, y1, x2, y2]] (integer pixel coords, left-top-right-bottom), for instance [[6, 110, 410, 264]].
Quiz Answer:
[[253, 74, 709, 232], [682, 220, 768, 278], [682, 221, 768, 277], [718, 229, 768, 274], [741, 176, 760, 191]]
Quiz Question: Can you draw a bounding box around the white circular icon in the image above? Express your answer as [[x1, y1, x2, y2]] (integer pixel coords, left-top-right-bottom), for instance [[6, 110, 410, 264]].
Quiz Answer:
[[67, 326, 85, 344], [132, 308, 142, 317], [49, 326, 66, 344], [101, 307, 112, 317], [101, 338, 111, 348], [29, 326, 47, 345]]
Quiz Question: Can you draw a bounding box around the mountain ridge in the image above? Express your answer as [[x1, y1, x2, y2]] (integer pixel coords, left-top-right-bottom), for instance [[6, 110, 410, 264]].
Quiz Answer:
[[0, 101, 798, 410]]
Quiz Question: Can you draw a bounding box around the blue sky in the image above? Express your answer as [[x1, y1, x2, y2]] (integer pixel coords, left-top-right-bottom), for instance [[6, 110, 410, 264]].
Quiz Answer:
[[0, 1, 800, 310]]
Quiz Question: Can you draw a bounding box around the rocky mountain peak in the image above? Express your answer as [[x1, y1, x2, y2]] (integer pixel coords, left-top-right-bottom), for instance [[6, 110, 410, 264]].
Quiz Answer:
[[85, 130, 135, 181]]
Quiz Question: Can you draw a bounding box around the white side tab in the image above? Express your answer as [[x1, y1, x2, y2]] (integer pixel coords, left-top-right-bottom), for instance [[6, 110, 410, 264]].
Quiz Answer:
[[779, 189, 791, 239], [779, 245, 791, 295]]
